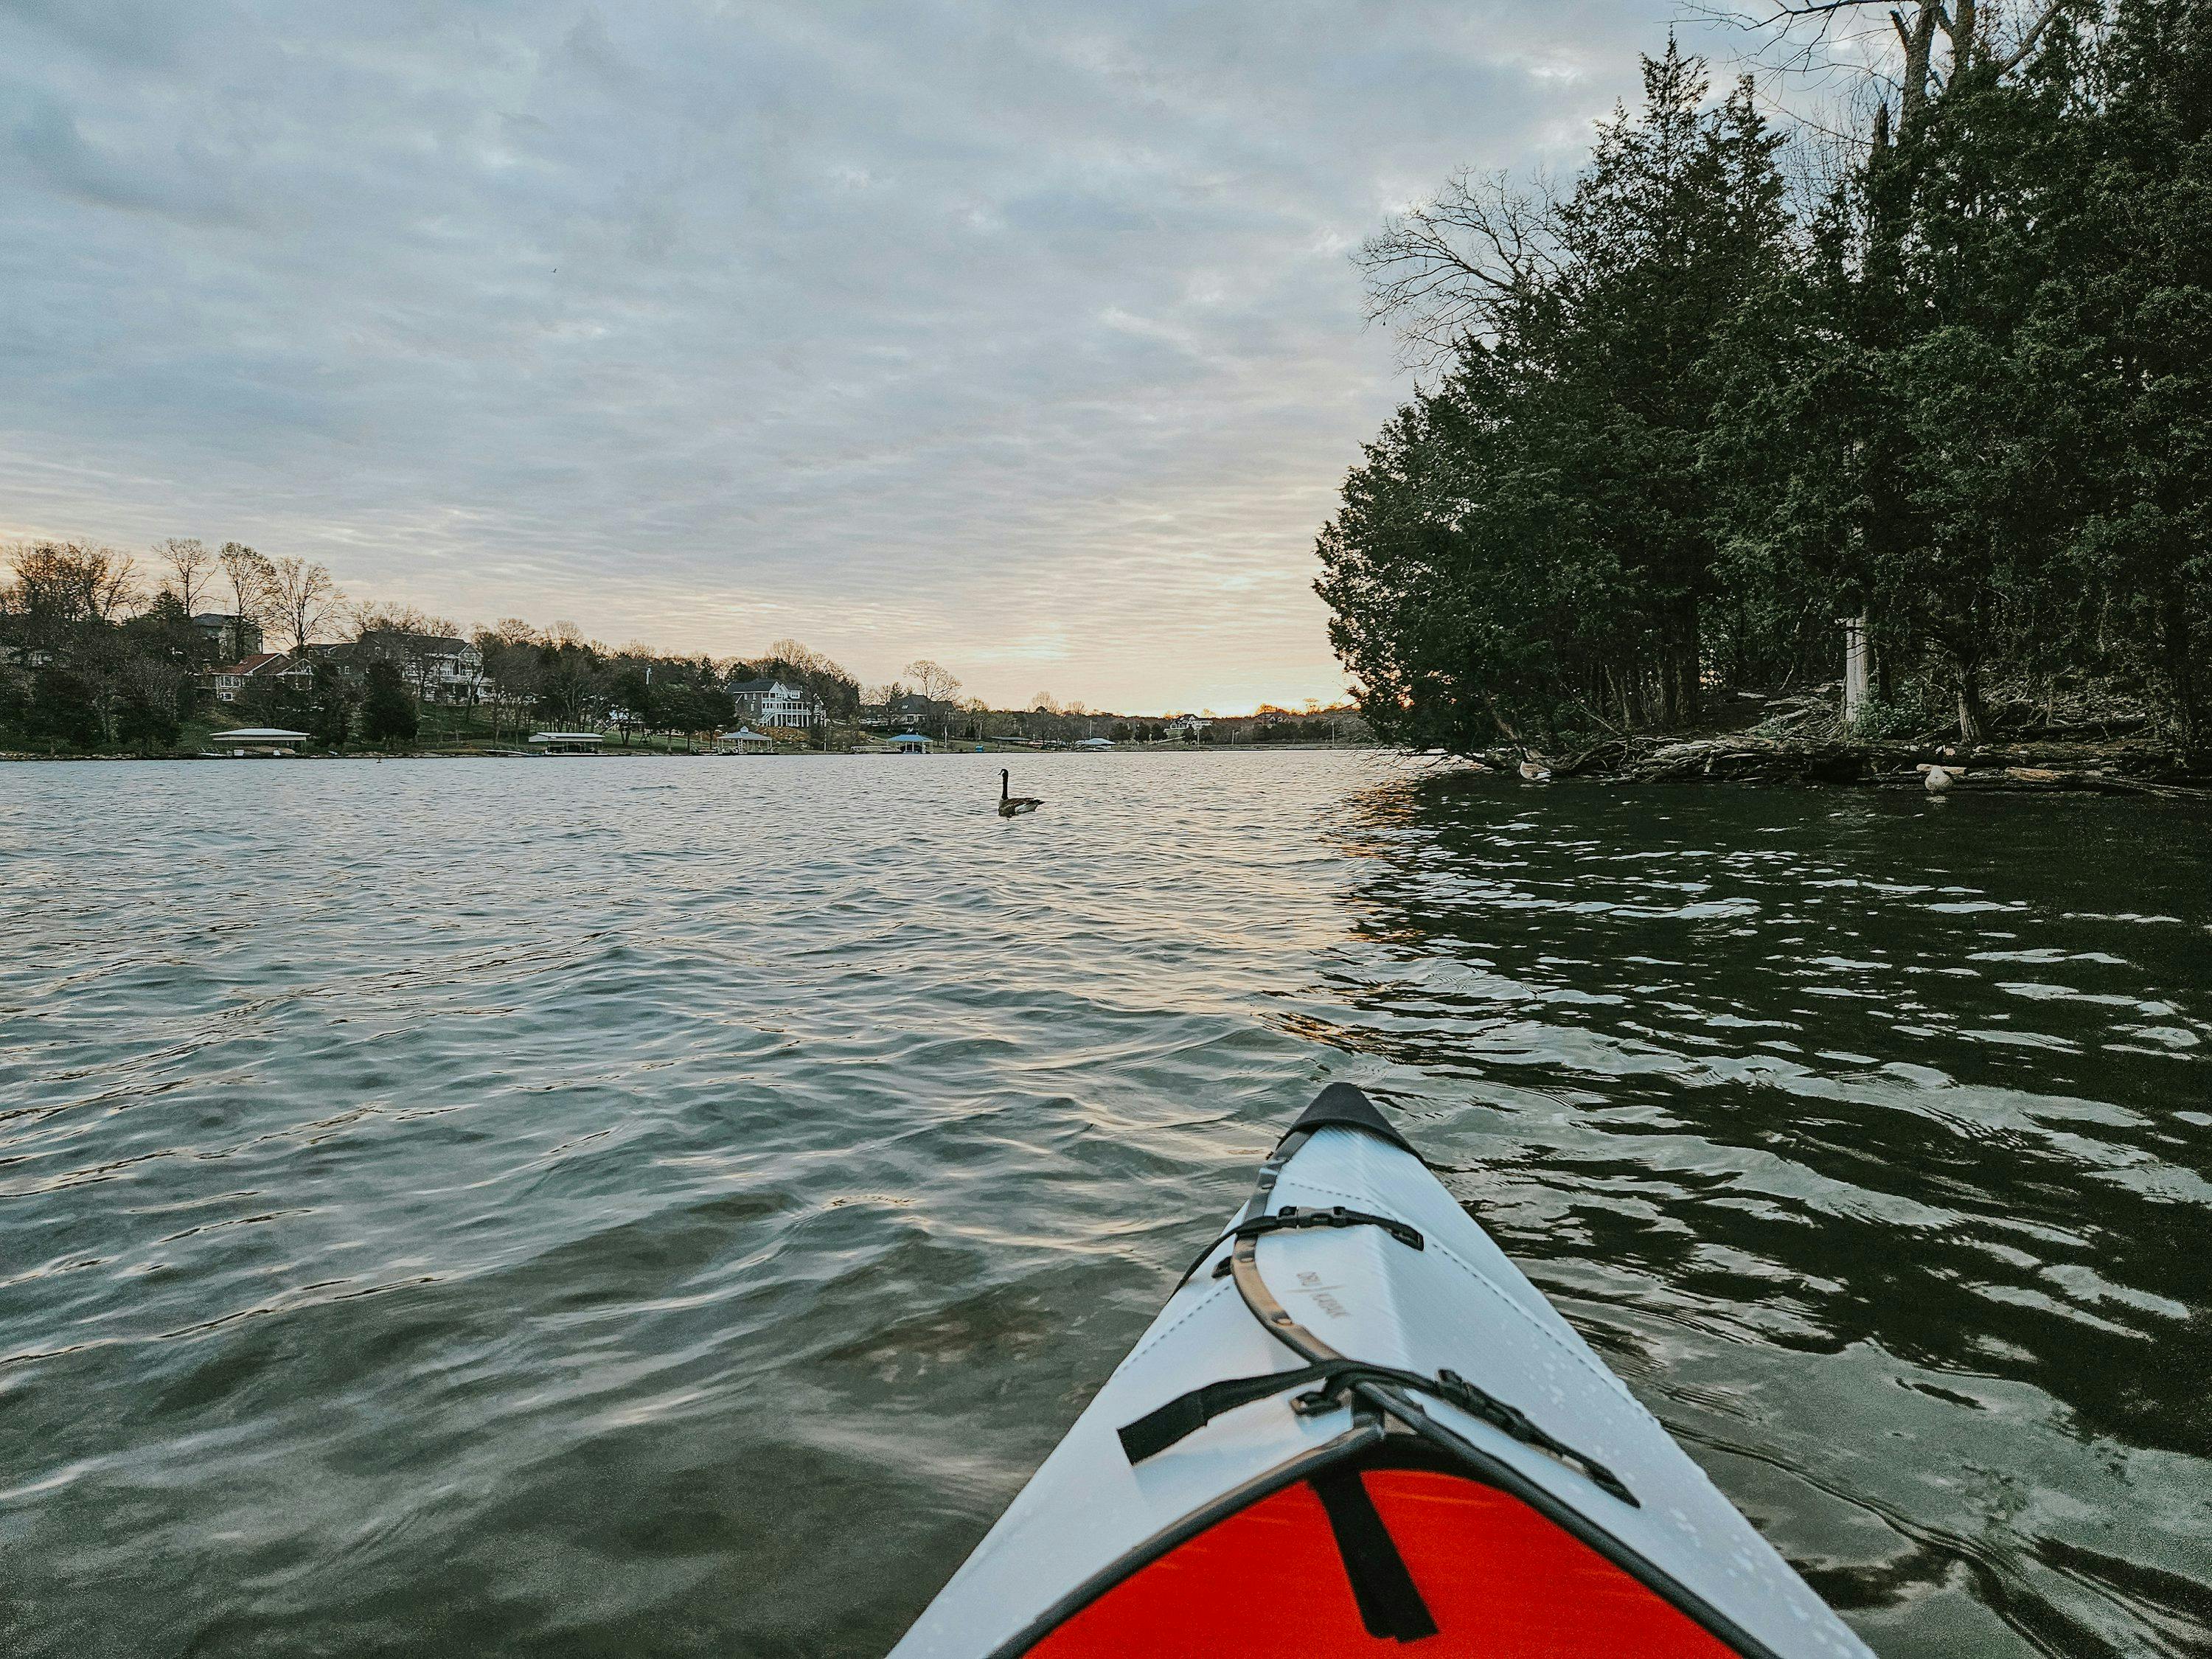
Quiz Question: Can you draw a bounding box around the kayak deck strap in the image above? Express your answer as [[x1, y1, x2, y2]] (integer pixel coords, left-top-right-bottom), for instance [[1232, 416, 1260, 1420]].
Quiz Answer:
[[1310, 1464, 1440, 1643], [1116, 1363, 1334, 1464], [984, 1423, 1386, 1659], [1117, 1357, 1637, 1508], [1173, 1203, 1424, 1291]]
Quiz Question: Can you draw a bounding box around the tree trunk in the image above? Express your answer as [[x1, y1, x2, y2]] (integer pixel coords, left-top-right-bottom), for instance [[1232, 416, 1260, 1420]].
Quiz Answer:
[[1950, 0, 1979, 73], [2163, 574, 2202, 759], [1955, 659, 1989, 745], [1672, 603, 1702, 726], [1900, 1, 1941, 123], [1619, 662, 1647, 730], [1842, 616, 1874, 724]]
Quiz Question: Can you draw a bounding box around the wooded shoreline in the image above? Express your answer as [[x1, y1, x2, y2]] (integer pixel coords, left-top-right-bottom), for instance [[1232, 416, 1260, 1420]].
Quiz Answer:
[[1318, 7, 2212, 773], [0, 739, 1374, 763], [1481, 732, 2212, 801]]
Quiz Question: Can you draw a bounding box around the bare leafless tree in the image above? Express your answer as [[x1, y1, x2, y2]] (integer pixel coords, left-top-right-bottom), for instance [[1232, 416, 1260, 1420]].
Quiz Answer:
[[349, 599, 442, 640], [265, 556, 344, 653], [902, 658, 962, 706], [1355, 170, 1563, 373], [83, 544, 139, 622], [217, 543, 275, 655], [4, 541, 139, 623], [765, 637, 838, 678], [0, 542, 136, 742], [1681, 0, 2076, 126], [155, 538, 212, 615]]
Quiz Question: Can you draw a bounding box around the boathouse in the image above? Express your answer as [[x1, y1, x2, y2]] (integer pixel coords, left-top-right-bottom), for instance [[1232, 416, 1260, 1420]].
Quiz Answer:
[[206, 727, 310, 756]]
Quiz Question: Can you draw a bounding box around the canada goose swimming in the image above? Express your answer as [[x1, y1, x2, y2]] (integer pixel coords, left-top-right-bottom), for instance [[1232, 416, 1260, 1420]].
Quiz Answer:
[[1924, 764, 1955, 794], [999, 769, 1044, 816], [1517, 757, 1551, 782]]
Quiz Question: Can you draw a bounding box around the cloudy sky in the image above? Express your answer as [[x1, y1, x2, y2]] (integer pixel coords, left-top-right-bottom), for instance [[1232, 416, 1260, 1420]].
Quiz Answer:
[[2, 0, 1741, 713]]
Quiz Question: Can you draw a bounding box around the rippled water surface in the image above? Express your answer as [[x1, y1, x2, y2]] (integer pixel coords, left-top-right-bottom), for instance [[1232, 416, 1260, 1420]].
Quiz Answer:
[[3, 753, 2208, 1657]]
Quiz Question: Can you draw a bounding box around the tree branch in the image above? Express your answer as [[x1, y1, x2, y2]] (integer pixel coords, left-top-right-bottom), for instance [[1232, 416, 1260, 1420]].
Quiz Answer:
[[1995, 0, 2065, 73]]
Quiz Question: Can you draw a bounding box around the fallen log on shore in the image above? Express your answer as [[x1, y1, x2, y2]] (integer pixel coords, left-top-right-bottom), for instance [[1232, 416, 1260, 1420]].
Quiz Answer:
[[1494, 734, 2212, 800]]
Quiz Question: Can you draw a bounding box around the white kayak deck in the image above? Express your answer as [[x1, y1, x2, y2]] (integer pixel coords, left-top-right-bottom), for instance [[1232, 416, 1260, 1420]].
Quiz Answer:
[[891, 1099, 1872, 1659]]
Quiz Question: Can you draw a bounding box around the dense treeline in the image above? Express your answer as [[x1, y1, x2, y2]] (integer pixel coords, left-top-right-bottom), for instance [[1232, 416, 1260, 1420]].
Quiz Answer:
[[475, 624, 863, 744], [0, 541, 206, 752], [1, 539, 1337, 752], [0, 538, 863, 751], [1318, 0, 2210, 757]]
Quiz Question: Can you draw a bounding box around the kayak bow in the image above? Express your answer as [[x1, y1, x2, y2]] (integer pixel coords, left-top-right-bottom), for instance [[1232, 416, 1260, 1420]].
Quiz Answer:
[[891, 1084, 1871, 1658]]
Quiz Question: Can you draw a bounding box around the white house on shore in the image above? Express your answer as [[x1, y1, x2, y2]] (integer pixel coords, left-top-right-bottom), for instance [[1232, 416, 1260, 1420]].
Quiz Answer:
[[727, 677, 825, 728], [209, 653, 313, 703], [310, 635, 490, 706]]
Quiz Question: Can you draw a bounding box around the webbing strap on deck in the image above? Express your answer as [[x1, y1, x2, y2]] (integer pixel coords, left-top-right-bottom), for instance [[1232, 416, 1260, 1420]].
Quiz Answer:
[[1117, 1357, 1636, 1507], [1310, 1464, 1439, 1643], [1172, 1205, 1424, 1291]]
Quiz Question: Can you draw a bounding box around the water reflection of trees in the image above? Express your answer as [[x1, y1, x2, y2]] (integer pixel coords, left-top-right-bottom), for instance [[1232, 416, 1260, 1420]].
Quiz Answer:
[[1310, 771, 2211, 1460]]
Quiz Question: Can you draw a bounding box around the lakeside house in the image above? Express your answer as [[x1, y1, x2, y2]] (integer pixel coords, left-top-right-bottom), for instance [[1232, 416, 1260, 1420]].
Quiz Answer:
[[892, 692, 955, 728], [209, 653, 313, 703], [1166, 714, 1210, 737], [192, 614, 263, 658], [715, 727, 775, 753], [727, 677, 825, 729], [310, 634, 489, 705], [410, 636, 490, 704]]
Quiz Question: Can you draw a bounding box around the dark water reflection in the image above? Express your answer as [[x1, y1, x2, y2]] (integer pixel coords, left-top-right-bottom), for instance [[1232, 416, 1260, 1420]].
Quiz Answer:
[[1314, 776, 2212, 1658], [1, 755, 2205, 1656]]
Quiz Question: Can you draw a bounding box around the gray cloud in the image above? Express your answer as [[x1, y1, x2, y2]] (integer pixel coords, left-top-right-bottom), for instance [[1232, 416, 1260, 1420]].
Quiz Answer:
[[0, 0, 1726, 711]]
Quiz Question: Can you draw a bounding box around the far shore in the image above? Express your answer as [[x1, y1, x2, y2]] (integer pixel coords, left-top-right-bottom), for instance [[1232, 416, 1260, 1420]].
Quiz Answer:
[[2, 739, 1377, 762]]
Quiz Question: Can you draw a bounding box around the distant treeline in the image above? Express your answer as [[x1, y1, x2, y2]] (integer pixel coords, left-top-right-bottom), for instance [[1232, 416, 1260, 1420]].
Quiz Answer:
[[0, 540, 1343, 751], [0, 538, 866, 751], [476, 622, 863, 742], [1318, 1, 2209, 755]]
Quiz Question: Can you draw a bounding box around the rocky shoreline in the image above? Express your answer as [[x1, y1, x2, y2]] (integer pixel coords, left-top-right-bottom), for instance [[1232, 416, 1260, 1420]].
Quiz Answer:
[[1441, 684, 2211, 799], [1463, 733, 2212, 801]]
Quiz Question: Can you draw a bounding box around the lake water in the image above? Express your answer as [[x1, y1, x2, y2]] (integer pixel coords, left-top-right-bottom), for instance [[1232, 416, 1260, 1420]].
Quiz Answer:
[[2, 751, 2207, 1657]]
